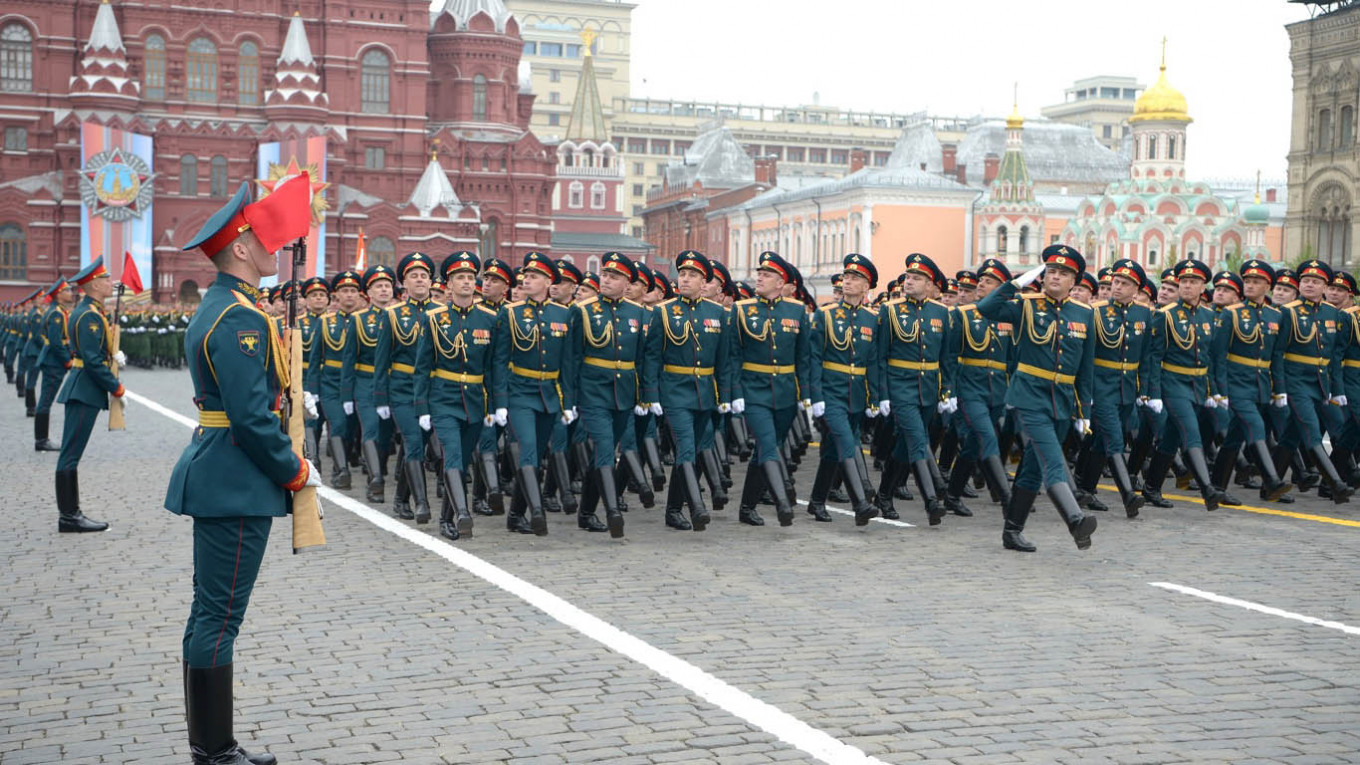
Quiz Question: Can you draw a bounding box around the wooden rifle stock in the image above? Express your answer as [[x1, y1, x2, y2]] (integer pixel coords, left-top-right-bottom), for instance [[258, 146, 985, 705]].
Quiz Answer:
[[286, 240, 325, 553], [108, 283, 126, 430]]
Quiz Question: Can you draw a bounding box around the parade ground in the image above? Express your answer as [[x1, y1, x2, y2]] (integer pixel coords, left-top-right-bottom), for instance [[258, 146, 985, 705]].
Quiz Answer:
[[3, 367, 1360, 765]]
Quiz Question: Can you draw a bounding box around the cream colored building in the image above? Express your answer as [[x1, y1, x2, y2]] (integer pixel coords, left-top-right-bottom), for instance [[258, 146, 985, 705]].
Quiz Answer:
[[1285, 2, 1359, 266], [1040, 76, 1144, 153]]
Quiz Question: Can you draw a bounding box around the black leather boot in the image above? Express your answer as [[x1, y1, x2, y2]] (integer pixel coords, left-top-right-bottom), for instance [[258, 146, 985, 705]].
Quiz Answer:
[[1186, 446, 1225, 511], [620, 450, 655, 508], [776, 455, 798, 505], [34, 412, 60, 452], [912, 460, 946, 526], [362, 440, 385, 503], [1002, 485, 1037, 552], [1048, 482, 1097, 550], [441, 469, 471, 540], [550, 451, 577, 514], [680, 462, 710, 531], [1172, 452, 1192, 490], [1142, 450, 1175, 508], [1108, 453, 1145, 518], [979, 454, 1012, 510], [663, 476, 691, 530], [506, 478, 533, 534], [944, 457, 975, 517], [57, 470, 107, 532], [598, 467, 624, 538], [404, 459, 430, 523], [328, 436, 351, 490], [391, 446, 413, 519], [699, 449, 728, 510], [737, 467, 765, 526], [805, 460, 835, 522], [511, 465, 546, 535], [840, 458, 876, 526], [471, 465, 494, 516], [1250, 440, 1291, 502], [875, 459, 902, 520], [186, 664, 273, 765], [1312, 444, 1353, 504], [1075, 448, 1108, 512], [643, 436, 666, 491], [1290, 448, 1319, 492], [576, 462, 606, 532], [479, 450, 503, 514], [1209, 443, 1242, 507], [827, 468, 850, 502], [762, 460, 794, 526], [25, 387, 35, 417]]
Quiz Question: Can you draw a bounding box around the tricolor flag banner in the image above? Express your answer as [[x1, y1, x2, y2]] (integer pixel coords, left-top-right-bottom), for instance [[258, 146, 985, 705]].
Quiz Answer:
[[79, 123, 154, 287], [256, 136, 328, 286], [354, 228, 367, 271]]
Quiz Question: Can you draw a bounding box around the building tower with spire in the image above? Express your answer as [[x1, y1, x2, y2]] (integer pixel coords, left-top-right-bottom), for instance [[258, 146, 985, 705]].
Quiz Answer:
[[974, 90, 1046, 267], [1128, 38, 1191, 183]]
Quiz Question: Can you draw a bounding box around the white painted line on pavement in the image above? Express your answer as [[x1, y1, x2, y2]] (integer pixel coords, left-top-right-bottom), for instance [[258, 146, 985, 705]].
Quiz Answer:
[[1151, 582, 1360, 637], [127, 389, 888, 765], [795, 499, 915, 528]]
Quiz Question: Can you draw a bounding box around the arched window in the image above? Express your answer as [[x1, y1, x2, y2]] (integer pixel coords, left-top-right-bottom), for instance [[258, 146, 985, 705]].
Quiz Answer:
[[0, 222, 25, 279], [209, 155, 229, 198], [473, 74, 488, 121], [367, 236, 395, 267], [586, 255, 600, 273], [180, 154, 198, 196], [480, 220, 498, 260], [1148, 248, 1159, 266], [143, 34, 166, 100], [1147, 136, 1157, 160], [360, 49, 390, 114], [1168, 136, 1177, 160], [0, 23, 33, 93], [1318, 109, 1333, 151], [1019, 225, 1030, 255], [186, 37, 218, 103], [590, 182, 605, 209], [238, 41, 259, 105], [997, 225, 1009, 254], [1342, 106, 1355, 149], [568, 181, 583, 208]]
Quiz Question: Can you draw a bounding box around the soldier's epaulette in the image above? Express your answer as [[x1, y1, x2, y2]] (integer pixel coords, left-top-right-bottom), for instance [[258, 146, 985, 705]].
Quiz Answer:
[[781, 297, 803, 307], [575, 297, 599, 310], [1156, 303, 1177, 313], [1345, 305, 1360, 315], [702, 298, 724, 309], [1018, 292, 1046, 300], [623, 298, 646, 309], [1068, 298, 1092, 310], [1285, 299, 1304, 309], [1225, 302, 1245, 311], [735, 298, 758, 307], [504, 300, 525, 310], [426, 305, 448, 318], [656, 297, 676, 310], [474, 304, 497, 317], [384, 304, 402, 320], [926, 298, 946, 308], [1089, 299, 1109, 309], [227, 293, 270, 324], [955, 302, 977, 313]]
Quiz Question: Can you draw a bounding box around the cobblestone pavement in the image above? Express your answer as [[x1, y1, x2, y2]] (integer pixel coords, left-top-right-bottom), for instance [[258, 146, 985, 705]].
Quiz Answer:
[[2, 368, 1360, 765]]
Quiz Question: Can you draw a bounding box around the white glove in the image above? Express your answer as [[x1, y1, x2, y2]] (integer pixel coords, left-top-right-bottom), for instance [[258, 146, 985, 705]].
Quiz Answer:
[[1216, 395, 1229, 408], [1014, 264, 1046, 289], [1136, 397, 1146, 407], [797, 399, 811, 412], [376, 405, 391, 420], [944, 397, 958, 414], [419, 414, 431, 431], [718, 402, 732, 414], [634, 404, 648, 416], [483, 414, 494, 427], [811, 401, 826, 418], [157, 328, 167, 334], [649, 402, 663, 416], [1331, 395, 1349, 407], [561, 406, 578, 425], [303, 461, 322, 488], [731, 398, 746, 415], [303, 391, 318, 418], [1203, 396, 1218, 409], [493, 408, 508, 426], [878, 399, 892, 417], [113, 351, 127, 367], [1145, 398, 1164, 414], [343, 401, 354, 416], [1075, 418, 1090, 436], [1272, 393, 1288, 409]]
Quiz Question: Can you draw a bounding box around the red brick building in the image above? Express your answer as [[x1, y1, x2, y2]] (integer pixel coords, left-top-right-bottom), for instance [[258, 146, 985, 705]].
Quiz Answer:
[[0, 0, 555, 302]]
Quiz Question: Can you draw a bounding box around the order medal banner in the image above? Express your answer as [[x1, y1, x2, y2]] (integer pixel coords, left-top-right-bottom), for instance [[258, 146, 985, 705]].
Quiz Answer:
[[79, 122, 154, 289]]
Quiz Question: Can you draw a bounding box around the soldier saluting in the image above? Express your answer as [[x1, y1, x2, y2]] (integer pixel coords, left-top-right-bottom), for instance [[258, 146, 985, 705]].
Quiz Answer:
[[164, 175, 319, 765]]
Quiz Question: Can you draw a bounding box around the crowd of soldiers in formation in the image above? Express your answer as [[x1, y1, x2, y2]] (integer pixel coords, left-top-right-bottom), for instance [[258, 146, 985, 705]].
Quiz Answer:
[[6, 243, 1359, 553]]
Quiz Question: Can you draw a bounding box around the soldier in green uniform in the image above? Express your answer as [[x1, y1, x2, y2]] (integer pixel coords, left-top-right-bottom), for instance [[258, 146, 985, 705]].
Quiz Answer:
[[375, 252, 438, 523], [642, 251, 731, 532], [20, 285, 46, 416], [165, 177, 317, 765], [348, 265, 396, 503], [976, 245, 1098, 552], [414, 251, 499, 541], [492, 252, 580, 536], [298, 277, 329, 462], [1072, 258, 1152, 517], [731, 251, 810, 528], [470, 257, 514, 516], [54, 258, 125, 533], [805, 253, 880, 525], [307, 270, 361, 489], [34, 277, 75, 452]]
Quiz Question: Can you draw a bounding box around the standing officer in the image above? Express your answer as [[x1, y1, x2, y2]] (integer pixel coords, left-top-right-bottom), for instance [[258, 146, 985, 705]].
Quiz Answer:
[[470, 257, 514, 517], [347, 264, 396, 503], [731, 251, 809, 527], [54, 257, 126, 533], [376, 252, 438, 523], [1141, 259, 1228, 511], [875, 252, 955, 525], [492, 252, 579, 536], [943, 257, 1013, 515], [414, 251, 499, 541], [34, 277, 75, 452], [1209, 259, 1292, 502], [976, 245, 1097, 552], [165, 176, 318, 765], [805, 252, 880, 525], [1073, 258, 1151, 517], [642, 250, 731, 532], [20, 283, 45, 416], [298, 277, 328, 463], [308, 269, 361, 489], [571, 251, 652, 537]]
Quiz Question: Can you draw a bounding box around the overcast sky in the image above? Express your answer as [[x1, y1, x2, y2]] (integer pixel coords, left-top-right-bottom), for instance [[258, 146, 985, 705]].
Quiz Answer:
[[624, 0, 1314, 184]]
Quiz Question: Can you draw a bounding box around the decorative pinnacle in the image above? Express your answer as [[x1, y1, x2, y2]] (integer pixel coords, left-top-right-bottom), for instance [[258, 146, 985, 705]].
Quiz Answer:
[[1255, 169, 1261, 205], [581, 28, 596, 57], [1160, 36, 1167, 72]]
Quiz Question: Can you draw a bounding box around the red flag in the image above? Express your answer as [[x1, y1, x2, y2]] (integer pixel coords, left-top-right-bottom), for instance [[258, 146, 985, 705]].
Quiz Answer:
[[121, 251, 144, 294], [244, 171, 313, 253], [354, 228, 367, 271]]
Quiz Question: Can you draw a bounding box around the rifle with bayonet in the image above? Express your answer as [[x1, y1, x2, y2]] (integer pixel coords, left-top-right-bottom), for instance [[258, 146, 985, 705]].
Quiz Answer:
[[284, 238, 325, 553], [108, 282, 126, 430]]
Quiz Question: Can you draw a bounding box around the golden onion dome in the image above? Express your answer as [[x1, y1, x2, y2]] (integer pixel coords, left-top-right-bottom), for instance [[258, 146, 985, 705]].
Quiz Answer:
[[1005, 101, 1024, 130], [1131, 45, 1191, 124]]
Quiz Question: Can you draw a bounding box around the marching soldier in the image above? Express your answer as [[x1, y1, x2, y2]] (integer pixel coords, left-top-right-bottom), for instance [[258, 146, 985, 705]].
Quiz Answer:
[[470, 257, 514, 517], [543, 258, 584, 516], [375, 252, 438, 523], [492, 252, 579, 536], [1274, 268, 1300, 305], [731, 251, 809, 528], [298, 277, 328, 461], [348, 264, 396, 503], [54, 257, 126, 534], [1073, 258, 1152, 517], [875, 252, 955, 525], [642, 250, 731, 532], [34, 277, 75, 452], [307, 270, 362, 489], [165, 176, 318, 765], [569, 251, 652, 536], [805, 252, 880, 525], [414, 251, 499, 541], [976, 245, 1098, 552]]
